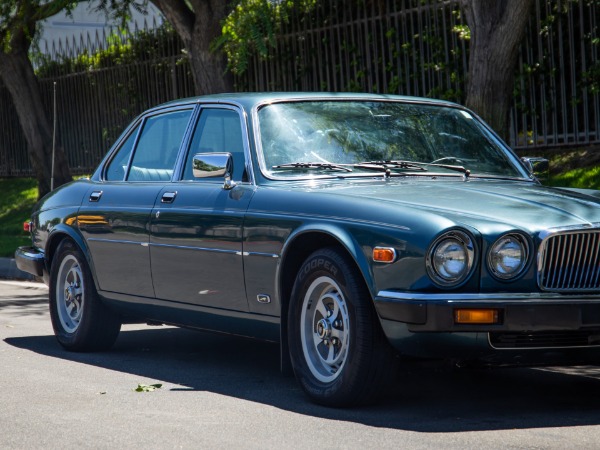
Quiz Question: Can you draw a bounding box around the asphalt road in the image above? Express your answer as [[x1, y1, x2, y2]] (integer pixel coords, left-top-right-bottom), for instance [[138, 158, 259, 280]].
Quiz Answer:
[[3, 279, 600, 449]]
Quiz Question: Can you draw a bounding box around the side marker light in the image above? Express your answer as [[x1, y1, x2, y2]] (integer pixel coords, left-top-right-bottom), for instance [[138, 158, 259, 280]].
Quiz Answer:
[[373, 247, 396, 263]]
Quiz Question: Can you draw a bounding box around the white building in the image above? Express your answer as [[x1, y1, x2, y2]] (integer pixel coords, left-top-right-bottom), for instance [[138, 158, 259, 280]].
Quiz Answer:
[[37, 1, 163, 54]]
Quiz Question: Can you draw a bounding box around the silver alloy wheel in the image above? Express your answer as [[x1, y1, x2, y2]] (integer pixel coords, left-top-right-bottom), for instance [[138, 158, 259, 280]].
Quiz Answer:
[[300, 276, 350, 383], [56, 254, 84, 333]]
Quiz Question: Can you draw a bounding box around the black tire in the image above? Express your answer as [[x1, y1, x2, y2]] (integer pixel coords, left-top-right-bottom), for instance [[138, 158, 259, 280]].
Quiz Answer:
[[288, 247, 397, 407], [49, 239, 121, 351]]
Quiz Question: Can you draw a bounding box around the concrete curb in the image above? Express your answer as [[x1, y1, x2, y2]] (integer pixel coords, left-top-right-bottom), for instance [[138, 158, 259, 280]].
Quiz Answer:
[[0, 257, 35, 280]]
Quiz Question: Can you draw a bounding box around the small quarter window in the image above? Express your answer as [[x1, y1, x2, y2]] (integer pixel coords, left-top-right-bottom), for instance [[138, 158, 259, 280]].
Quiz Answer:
[[105, 124, 140, 181]]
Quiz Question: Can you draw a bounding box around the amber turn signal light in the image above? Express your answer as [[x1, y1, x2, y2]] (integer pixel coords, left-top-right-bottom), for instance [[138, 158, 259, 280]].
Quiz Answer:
[[373, 247, 396, 263], [454, 308, 499, 324], [23, 221, 31, 233]]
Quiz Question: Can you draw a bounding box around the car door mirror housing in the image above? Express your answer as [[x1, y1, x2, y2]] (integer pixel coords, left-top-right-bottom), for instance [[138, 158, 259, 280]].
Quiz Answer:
[[192, 152, 233, 178], [520, 156, 549, 180], [192, 152, 236, 190]]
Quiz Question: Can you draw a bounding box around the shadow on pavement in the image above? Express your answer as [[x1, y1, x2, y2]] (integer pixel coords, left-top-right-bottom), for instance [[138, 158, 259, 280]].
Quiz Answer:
[[6, 325, 600, 432]]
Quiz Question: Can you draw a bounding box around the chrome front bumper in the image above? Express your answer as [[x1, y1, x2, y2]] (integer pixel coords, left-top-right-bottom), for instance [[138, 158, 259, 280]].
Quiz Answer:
[[374, 291, 600, 333]]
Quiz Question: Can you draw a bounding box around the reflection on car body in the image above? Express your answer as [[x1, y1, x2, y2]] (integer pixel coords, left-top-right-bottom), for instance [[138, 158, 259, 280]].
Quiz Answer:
[[15, 93, 600, 407]]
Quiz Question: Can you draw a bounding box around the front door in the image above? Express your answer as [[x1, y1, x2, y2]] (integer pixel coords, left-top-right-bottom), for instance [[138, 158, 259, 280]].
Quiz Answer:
[[149, 106, 253, 311]]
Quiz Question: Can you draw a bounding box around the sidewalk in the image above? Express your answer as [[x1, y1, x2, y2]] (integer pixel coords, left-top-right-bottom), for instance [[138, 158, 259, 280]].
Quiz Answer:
[[0, 257, 35, 280]]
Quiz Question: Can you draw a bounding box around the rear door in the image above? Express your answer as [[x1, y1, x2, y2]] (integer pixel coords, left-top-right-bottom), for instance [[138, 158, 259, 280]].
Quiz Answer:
[[79, 107, 193, 297]]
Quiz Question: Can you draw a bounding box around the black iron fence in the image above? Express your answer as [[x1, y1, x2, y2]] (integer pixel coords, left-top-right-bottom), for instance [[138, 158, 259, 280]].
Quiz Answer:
[[0, 0, 598, 177]]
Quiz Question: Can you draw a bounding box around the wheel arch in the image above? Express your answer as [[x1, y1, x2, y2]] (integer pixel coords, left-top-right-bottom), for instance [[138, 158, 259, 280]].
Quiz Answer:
[[276, 225, 375, 374], [45, 226, 97, 290]]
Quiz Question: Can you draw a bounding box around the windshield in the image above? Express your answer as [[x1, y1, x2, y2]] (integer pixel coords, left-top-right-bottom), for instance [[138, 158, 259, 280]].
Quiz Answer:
[[257, 100, 527, 179]]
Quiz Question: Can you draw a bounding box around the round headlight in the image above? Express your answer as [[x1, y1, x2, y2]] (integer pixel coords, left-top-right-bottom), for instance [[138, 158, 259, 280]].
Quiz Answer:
[[427, 230, 475, 287], [488, 233, 529, 280]]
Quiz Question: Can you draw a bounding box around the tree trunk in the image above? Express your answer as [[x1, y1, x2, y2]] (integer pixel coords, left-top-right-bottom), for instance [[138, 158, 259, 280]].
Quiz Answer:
[[0, 46, 72, 199], [189, 2, 233, 95], [459, 0, 534, 142], [151, 0, 233, 95]]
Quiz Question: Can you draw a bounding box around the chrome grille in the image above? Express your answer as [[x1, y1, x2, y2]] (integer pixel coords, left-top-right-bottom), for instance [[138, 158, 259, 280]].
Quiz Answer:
[[539, 229, 600, 292]]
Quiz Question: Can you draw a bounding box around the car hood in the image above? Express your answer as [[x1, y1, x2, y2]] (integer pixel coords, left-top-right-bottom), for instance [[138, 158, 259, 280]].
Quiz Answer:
[[297, 178, 600, 233]]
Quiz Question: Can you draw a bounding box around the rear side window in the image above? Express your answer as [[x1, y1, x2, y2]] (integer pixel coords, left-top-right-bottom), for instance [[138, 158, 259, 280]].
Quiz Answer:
[[127, 109, 193, 182]]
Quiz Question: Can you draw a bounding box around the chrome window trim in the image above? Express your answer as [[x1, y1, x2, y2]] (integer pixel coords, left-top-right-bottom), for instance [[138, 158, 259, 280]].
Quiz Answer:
[[175, 103, 256, 185]]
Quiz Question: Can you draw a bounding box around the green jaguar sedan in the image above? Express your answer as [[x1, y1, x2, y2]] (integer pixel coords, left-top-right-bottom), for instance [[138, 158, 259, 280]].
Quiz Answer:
[[16, 93, 600, 407]]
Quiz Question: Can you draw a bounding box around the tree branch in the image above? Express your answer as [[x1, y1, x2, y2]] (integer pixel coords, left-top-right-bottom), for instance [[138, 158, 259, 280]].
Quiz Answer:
[[150, 0, 195, 45], [33, 0, 80, 22]]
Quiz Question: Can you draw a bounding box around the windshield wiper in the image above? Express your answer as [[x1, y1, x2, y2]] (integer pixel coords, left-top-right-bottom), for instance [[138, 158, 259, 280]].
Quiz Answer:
[[357, 160, 470, 177], [273, 162, 353, 172], [354, 160, 428, 172]]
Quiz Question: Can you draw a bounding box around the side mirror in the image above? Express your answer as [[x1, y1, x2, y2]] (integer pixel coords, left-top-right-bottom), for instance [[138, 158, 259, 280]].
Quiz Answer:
[[521, 156, 549, 180], [192, 152, 236, 190]]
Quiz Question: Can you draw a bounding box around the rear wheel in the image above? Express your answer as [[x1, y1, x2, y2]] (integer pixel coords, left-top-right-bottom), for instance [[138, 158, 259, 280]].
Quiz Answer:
[[288, 247, 397, 407], [49, 239, 121, 351]]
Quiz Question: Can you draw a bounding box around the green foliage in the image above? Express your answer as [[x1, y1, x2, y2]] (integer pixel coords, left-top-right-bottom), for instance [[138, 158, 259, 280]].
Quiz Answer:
[[1, 0, 135, 52], [0, 178, 38, 257], [546, 166, 600, 189], [452, 24, 470, 40], [32, 21, 188, 147], [220, 0, 467, 101], [512, 0, 600, 140], [214, 0, 317, 75], [34, 22, 182, 78]]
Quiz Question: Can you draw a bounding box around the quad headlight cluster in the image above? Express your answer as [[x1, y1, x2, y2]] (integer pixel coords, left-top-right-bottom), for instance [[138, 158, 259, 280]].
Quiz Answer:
[[427, 230, 530, 288]]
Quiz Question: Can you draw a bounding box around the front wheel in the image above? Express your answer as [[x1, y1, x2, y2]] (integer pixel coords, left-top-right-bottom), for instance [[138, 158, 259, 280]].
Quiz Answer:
[[288, 248, 397, 407], [49, 239, 121, 351]]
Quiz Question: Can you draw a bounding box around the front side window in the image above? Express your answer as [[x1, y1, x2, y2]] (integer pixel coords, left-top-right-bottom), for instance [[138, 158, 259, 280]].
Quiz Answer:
[[257, 101, 528, 179], [182, 108, 246, 181], [127, 109, 193, 182]]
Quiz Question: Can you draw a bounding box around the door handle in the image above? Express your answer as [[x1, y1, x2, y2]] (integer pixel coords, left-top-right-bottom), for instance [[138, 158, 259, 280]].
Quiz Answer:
[[89, 191, 103, 202], [161, 191, 177, 203]]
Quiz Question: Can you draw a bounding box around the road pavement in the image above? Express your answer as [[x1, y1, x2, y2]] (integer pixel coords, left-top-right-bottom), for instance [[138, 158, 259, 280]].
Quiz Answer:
[[3, 279, 600, 449]]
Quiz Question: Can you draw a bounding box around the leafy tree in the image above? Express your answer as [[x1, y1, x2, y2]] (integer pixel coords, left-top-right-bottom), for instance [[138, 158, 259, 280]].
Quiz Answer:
[[0, 0, 235, 199], [0, 0, 77, 198], [217, 0, 538, 142], [214, 0, 315, 76]]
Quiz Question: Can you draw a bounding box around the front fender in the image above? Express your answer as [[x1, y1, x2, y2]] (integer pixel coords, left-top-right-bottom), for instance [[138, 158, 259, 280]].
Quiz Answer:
[[279, 222, 376, 298]]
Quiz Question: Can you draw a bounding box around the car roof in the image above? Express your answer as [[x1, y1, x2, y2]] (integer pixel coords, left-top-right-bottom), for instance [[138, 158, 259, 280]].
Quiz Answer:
[[148, 92, 461, 114]]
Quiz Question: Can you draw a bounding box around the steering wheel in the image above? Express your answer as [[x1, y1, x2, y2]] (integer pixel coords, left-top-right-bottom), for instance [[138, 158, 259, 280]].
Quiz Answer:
[[430, 156, 464, 165]]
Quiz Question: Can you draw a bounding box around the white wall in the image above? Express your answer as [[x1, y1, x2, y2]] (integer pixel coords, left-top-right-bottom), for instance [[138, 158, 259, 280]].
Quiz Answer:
[[37, 1, 163, 53]]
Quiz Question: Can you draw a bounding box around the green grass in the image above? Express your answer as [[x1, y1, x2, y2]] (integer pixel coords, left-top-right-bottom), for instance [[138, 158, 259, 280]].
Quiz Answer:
[[0, 178, 38, 257], [544, 165, 600, 190]]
